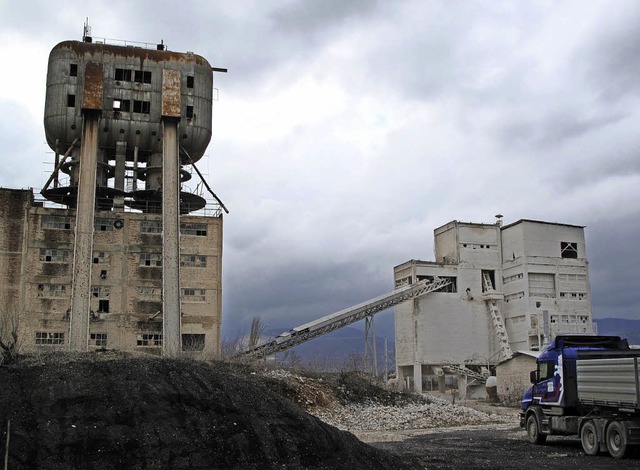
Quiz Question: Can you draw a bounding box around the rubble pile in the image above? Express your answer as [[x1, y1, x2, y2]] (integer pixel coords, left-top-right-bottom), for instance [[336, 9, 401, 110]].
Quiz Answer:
[[312, 400, 517, 431], [261, 368, 518, 432]]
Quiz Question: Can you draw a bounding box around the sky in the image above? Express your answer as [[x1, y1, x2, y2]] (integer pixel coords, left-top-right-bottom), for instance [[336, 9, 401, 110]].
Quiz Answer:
[[1, 0, 639, 342]]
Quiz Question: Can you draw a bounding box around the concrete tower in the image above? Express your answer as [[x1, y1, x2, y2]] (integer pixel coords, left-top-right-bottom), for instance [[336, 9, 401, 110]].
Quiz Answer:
[[39, 29, 224, 357]]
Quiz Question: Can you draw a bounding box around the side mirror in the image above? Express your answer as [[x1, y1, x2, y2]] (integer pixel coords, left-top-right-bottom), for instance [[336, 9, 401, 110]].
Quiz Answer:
[[530, 370, 538, 384]]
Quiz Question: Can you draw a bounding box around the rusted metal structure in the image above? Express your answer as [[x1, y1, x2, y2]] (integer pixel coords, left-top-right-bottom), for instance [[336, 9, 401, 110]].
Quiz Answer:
[[37, 27, 226, 357]]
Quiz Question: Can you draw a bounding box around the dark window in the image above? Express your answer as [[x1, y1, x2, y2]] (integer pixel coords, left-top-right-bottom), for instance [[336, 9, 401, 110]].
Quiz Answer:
[[186, 105, 194, 118], [134, 70, 152, 84], [115, 68, 132, 81], [182, 334, 205, 351], [133, 100, 150, 114], [98, 300, 110, 313], [70, 64, 78, 76], [186, 75, 194, 88], [67, 94, 76, 107], [561, 242, 578, 259]]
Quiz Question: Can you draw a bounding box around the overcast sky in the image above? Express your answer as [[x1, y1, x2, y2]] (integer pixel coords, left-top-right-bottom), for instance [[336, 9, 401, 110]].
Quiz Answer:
[[1, 1, 639, 341]]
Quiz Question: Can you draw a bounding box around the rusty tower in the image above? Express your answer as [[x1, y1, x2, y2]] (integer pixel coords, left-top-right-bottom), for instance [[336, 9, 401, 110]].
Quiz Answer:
[[42, 26, 226, 356]]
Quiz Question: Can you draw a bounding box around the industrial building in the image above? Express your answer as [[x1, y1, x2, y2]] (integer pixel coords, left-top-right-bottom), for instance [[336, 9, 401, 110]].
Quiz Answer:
[[0, 29, 225, 358], [394, 217, 594, 395]]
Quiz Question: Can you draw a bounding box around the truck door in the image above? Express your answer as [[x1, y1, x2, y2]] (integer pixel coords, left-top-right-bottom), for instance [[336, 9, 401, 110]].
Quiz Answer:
[[534, 359, 563, 405]]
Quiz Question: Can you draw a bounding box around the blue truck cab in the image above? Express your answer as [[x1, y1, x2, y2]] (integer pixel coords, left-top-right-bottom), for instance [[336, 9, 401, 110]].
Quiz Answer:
[[520, 335, 640, 458]]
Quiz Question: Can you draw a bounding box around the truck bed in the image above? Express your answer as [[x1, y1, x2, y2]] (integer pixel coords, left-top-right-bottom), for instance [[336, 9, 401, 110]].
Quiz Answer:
[[576, 350, 640, 410]]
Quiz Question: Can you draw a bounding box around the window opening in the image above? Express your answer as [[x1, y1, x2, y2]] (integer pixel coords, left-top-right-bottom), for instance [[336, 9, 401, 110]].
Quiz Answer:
[[180, 255, 207, 268], [133, 100, 150, 114], [186, 75, 194, 88], [90, 333, 107, 347], [94, 218, 114, 231], [42, 216, 71, 230], [140, 253, 162, 267], [137, 333, 162, 346], [115, 68, 132, 81], [35, 332, 65, 345], [561, 242, 578, 259], [134, 70, 152, 83], [113, 99, 131, 112], [39, 248, 69, 263], [182, 334, 205, 351], [37, 284, 67, 298], [180, 223, 207, 236], [93, 251, 110, 264], [67, 94, 76, 107], [186, 105, 194, 118], [141, 220, 162, 234], [70, 64, 78, 76], [181, 288, 206, 302]]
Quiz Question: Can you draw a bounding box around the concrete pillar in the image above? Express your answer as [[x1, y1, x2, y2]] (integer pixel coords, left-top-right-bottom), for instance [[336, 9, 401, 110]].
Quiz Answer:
[[114, 141, 127, 210], [438, 374, 446, 393], [69, 112, 99, 351], [413, 363, 423, 393], [162, 118, 181, 357], [457, 374, 467, 399]]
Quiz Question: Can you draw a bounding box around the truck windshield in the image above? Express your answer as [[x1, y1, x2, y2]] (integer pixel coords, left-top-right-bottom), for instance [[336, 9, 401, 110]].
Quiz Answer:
[[538, 360, 556, 381]]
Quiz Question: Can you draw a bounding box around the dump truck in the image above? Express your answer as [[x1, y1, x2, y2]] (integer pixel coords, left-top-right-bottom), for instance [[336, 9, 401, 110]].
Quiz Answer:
[[520, 335, 640, 458]]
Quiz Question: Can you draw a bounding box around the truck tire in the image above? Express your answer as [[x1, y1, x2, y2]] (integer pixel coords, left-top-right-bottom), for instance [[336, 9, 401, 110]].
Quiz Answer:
[[580, 420, 599, 456], [606, 420, 628, 459], [526, 413, 546, 444]]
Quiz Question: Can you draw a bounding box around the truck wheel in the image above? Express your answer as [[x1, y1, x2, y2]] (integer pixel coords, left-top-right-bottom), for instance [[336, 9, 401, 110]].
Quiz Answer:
[[580, 421, 599, 456], [606, 421, 628, 459], [526, 413, 546, 444]]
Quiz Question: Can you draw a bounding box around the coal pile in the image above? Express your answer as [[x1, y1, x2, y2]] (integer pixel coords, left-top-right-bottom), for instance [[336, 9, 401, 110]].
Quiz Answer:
[[0, 353, 420, 470]]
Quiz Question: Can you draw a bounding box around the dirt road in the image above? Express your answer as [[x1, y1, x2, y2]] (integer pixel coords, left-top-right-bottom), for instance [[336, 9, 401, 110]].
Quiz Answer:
[[361, 424, 640, 470]]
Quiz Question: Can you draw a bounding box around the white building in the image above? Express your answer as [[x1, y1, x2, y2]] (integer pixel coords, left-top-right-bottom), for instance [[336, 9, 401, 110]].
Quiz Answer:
[[394, 217, 593, 395]]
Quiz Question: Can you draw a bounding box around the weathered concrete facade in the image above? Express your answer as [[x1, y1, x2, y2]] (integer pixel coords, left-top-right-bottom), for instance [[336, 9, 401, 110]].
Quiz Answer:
[[0, 188, 222, 357], [394, 218, 594, 395]]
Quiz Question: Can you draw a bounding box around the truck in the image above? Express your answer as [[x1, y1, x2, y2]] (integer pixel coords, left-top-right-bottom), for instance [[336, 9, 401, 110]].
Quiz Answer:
[[520, 335, 640, 458]]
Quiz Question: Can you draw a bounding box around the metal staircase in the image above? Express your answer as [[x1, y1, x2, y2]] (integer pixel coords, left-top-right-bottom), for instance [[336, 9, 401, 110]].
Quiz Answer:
[[235, 277, 452, 359], [482, 272, 513, 361]]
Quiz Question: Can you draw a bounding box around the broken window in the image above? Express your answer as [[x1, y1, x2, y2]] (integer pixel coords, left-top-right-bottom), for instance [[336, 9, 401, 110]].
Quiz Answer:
[[180, 255, 207, 268], [133, 100, 150, 114], [481, 270, 496, 292], [115, 68, 132, 82], [35, 332, 65, 345], [182, 334, 205, 351], [70, 64, 78, 77], [42, 216, 71, 230], [93, 251, 110, 264], [39, 248, 69, 263], [141, 220, 162, 234], [98, 300, 110, 313], [181, 288, 206, 302], [137, 333, 162, 347], [113, 99, 131, 112], [94, 218, 114, 232], [561, 242, 578, 259], [90, 333, 107, 347], [138, 286, 162, 299], [134, 70, 152, 83], [186, 75, 194, 88], [140, 253, 162, 267], [67, 94, 76, 107], [180, 223, 207, 236], [37, 284, 67, 298]]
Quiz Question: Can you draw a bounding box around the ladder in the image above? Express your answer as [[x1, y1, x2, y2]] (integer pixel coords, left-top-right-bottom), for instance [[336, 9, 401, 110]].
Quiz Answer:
[[235, 277, 452, 359], [482, 272, 513, 361]]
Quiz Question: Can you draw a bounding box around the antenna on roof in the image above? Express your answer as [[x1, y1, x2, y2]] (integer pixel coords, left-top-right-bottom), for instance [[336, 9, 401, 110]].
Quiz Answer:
[[83, 18, 93, 43]]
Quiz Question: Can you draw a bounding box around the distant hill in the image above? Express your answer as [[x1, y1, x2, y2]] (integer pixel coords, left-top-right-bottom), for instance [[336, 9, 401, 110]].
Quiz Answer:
[[595, 318, 640, 345], [265, 326, 395, 372]]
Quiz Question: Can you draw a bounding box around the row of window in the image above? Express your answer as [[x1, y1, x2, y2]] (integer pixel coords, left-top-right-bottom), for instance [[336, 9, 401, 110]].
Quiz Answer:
[[69, 64, 196, 89], [40, 249, 207, 268], [42, 216, 208, 236], [67, 95, 195, 118], [36, 284, 208, 302], [35, 331, 204, 351]]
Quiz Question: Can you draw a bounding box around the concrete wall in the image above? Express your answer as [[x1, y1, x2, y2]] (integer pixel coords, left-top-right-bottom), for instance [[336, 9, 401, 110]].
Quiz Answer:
[[496, 353, 537, 403], [0, 189, 223, 358]]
